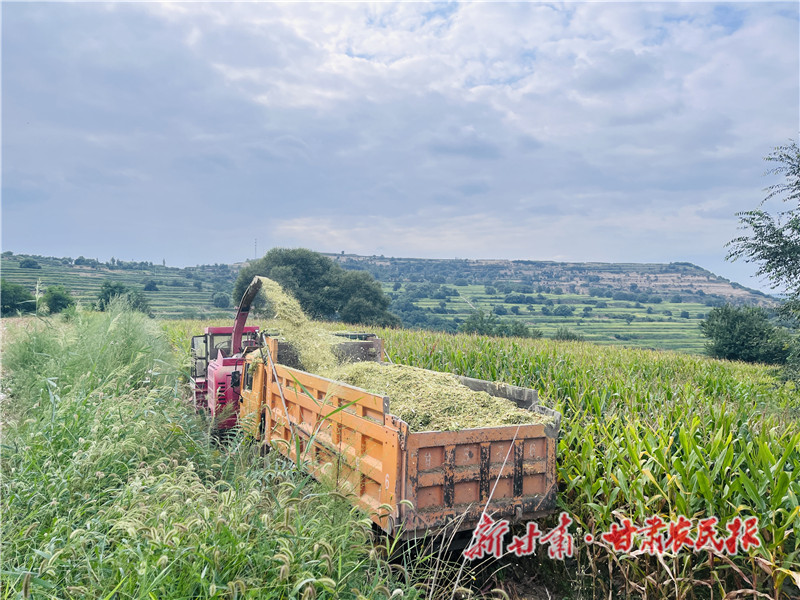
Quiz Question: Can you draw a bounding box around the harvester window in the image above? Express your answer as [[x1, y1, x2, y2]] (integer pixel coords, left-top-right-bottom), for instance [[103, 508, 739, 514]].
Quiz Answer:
[[191, 335, 207, 359], [190, 335, 207, 379], [210, 334, 232, 357]]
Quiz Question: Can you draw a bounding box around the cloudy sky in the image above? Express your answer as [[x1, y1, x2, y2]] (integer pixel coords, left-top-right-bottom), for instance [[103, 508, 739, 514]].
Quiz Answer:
[[2, 2, 798, 291]]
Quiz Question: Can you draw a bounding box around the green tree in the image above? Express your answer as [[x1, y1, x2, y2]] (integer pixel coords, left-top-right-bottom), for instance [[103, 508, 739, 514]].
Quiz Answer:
[[126, 290, 152, 316], [727, 140, 800, 315], [700, 305, 790, 364], [97, 281, 128, 310], [211, 292, 231, 309], [143, 280, 159, 291], [553, 304, 574, 317], [335, 270, 397, 326], [459, 309, 540, 338], [459, 310, 498, 336], [1, 280, 35, 315], [40, 285, 75, 314], [233, 248, 398, 326], [19, 258, 41, 269]]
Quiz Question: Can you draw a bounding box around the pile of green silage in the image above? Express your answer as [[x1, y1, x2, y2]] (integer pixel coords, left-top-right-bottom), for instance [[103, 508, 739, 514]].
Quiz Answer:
[[0, 303, 417, 599], [254, 276, 342, 374], [330, 362, 548, 431]]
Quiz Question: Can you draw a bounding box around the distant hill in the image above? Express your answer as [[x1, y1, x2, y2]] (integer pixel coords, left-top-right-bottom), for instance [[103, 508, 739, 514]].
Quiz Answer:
[[324, 253, 775, 354], [326, 254, 772, 306], [2, 250, 777, 354]]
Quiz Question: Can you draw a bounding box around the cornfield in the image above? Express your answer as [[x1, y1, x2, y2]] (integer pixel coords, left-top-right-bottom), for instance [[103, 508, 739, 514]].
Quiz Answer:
[[375, 328, 799, 599]]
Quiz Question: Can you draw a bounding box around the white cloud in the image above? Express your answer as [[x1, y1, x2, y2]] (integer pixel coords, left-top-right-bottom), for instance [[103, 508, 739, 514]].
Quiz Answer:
[[2, 1, 797, 289]]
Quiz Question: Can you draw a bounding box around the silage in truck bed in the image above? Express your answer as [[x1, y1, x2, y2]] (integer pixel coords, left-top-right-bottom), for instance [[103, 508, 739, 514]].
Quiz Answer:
[[253, 276, 551, 432], [330, 361, 550, 431]]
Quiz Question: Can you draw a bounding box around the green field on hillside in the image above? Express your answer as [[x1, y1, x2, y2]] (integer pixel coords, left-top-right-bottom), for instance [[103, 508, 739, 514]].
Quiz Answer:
[[383, 282, 714, 353], [1, 250, 778, 354], [1, 253, 236, 319]]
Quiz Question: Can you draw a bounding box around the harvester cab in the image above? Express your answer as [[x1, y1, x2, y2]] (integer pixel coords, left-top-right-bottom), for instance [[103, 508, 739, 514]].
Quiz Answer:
[[190, 278, 264, 426]]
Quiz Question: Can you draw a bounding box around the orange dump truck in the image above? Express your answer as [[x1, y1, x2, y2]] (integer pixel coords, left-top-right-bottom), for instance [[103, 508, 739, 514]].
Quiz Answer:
[[240, 336, 561, 539]]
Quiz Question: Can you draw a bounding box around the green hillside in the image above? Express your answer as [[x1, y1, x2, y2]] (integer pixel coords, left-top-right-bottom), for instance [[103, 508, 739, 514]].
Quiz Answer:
[[1, 250, 779, 354], [328, 254, 777, 354], [0, 252, 237, 319]]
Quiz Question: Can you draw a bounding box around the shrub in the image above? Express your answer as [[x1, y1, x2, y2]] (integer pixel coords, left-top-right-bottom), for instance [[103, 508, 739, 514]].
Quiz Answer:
[[211, 292, 231, 308], [40, 285, 75, 314], [97, 281, 152, 316], [18, 258, 40, 269], [700, 305, 791, 364], [552, 326, 585, 342], [1, 280, 35, 315]]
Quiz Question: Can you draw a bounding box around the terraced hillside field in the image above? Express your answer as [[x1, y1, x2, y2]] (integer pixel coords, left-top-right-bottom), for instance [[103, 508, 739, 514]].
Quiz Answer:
[[385, 282, 718, 353], [1, 253, 236, 319]]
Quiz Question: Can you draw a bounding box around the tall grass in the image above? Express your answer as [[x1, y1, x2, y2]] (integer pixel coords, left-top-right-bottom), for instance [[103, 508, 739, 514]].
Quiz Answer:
[[1, 306, 419, 599]]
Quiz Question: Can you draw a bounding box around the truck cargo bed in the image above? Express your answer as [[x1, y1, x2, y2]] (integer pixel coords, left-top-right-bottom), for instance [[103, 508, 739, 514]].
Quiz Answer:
[[240, 338, 560, 538]]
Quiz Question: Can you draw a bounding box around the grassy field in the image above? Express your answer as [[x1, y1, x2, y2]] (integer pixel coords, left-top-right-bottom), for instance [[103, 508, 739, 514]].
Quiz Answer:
[[4, 301, 798, 597], [163, 317, 800, 599], [385, 282, 715, 353], [0, 310, 425, 599]]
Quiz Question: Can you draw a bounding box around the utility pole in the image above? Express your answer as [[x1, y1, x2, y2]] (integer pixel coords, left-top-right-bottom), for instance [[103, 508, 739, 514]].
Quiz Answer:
[[254, 238, 258, 260]]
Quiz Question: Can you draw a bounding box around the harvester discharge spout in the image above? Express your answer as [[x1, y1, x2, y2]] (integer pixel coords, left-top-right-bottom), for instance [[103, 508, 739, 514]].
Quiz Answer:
[[231, 276, 263, 356]]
